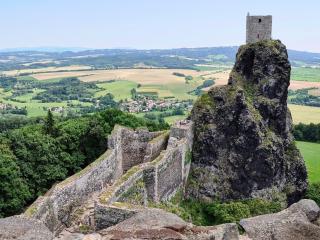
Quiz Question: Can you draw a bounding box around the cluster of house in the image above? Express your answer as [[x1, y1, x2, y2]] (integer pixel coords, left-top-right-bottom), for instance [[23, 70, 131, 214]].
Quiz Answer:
[[0, 102, 10, 110], [48, 106, 65, 114], [120, 97, 193, 113]]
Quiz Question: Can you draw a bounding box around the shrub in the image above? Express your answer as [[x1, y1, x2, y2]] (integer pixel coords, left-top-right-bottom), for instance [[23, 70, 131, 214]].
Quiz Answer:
[[306, 182, 320, 206], [206, 202, 250, 224], [242, 198, 282, 216], [158, 196, 284, 226]]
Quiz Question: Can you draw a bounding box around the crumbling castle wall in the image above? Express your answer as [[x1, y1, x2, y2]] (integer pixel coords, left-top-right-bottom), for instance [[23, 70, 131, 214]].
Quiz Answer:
[[25, 125, 168, 233], [91, 120, 194, 230], [97, 120, 194, 208], [25, 149, 119, 233]]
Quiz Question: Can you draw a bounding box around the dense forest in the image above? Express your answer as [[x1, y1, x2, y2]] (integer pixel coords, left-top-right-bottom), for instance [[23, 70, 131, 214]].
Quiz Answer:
[[0, 109, 169, 217]]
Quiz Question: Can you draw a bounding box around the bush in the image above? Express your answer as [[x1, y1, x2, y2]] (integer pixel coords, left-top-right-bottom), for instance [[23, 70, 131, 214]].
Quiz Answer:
[[242, 198, 282, 216], [206, 202, 250, 224], [306, 182, 320, 206], [158, 197, 284, 226]]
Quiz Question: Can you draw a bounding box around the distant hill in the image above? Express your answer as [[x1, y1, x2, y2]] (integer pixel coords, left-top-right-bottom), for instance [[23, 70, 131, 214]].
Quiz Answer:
[[0, 47, 91, 53], [0, 46, 319, 70]]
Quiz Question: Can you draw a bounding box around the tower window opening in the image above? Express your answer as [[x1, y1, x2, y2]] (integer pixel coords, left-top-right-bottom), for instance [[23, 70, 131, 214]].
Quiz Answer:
[[257, 34, 260, 39], [259, 18, 262, 23]]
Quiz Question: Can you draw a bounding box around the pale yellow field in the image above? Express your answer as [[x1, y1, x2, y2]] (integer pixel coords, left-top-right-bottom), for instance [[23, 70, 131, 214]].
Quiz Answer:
[[32, 71, 94, 80], [3, 65, 92, 76], [31, 69, 212, 84], [309, 88, 320, 96], [202, 70, 320, 91], [289, 104, 320, 124], [202, 71, 230, 91], [22, 60, 61, 67]]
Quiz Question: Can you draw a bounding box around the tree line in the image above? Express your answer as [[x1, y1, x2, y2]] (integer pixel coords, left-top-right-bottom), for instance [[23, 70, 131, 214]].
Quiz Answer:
[[293, 123, 320, 143]]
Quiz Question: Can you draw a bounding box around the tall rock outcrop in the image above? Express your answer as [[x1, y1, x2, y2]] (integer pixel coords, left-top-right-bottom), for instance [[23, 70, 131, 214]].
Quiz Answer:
[[187, 40, 307, 204]]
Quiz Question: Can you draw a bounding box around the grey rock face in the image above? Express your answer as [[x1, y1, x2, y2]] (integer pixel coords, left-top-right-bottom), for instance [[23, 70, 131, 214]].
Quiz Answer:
[[188, 40, 307, 204], [94, 205, 137, 231], [0, 215, 54, 240], [240, 199, 320, 240]]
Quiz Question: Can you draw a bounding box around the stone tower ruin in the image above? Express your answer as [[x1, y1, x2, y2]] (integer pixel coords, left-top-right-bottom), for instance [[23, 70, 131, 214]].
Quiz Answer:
[[246, 13, 272, 43]]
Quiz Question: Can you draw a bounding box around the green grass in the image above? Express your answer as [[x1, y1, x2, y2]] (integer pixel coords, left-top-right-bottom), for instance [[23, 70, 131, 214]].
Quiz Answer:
[[296, 141, 320, 183], [134, 111, 188, 125], [193, 65, 231, 71], [95, 80, 138, 101], [16, 76, 37, 81], [164, 114, 188, 125], [291, 67, 320, 82]]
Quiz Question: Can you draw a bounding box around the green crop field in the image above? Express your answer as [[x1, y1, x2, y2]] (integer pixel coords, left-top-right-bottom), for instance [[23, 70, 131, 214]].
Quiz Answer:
[[95, 80, 138, 101], [291, 67, 320, 82], [296, 141, 320, 183]]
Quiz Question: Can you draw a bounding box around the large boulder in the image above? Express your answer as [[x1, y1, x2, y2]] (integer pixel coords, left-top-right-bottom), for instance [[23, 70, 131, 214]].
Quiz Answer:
[[240, 199, 320, 240], [0, 215, 54, 240], [100, 208, 239, 239], [58, 208, 239, 240], [187, 40, 307, 204]]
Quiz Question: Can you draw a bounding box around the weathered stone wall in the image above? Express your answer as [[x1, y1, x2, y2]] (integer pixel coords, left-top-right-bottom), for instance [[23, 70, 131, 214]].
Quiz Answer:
[[144, 132, 169, 163], [23, 121, 193, 234], [90, 120, 194, 230], [25, 149, 119, 233], [99, 165, 145, 205], [24, 125, 168, 234], [156, 142, 185, 201], [108, 126, 166, 172], [246, 15, 272, 43], [97, 120, 193, 205]]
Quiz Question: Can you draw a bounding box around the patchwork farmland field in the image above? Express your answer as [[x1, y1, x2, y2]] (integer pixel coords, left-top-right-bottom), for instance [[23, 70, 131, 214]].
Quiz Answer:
[[30, 68, 216, 83], [1, 64, 320, 123], [30, 68, 226, 101]]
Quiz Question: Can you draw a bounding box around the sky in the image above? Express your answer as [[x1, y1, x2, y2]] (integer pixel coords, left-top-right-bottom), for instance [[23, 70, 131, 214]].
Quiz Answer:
[[0, 0, 319, 52]]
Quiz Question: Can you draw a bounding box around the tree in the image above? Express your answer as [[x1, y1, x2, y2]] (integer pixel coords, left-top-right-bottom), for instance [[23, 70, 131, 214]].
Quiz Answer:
[[131, 88, 137, 99], [0, 142, 30, 217], [44, 110, 55, 135]]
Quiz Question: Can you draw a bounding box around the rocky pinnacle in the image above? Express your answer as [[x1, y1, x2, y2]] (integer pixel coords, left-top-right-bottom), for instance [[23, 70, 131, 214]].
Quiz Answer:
[[187, 40, 308, 204]]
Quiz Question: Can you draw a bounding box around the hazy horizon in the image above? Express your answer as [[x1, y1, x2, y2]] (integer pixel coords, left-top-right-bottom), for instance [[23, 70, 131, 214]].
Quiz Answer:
[[1, 0, 320, 52]]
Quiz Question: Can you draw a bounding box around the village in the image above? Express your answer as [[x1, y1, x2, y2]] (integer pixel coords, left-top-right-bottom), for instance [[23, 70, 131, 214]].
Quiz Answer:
[[119, 94, 193, 113]]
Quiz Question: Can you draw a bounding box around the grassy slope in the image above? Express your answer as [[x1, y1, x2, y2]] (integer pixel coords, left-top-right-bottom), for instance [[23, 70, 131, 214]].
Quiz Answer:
[[296, 141, 320, 183]]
